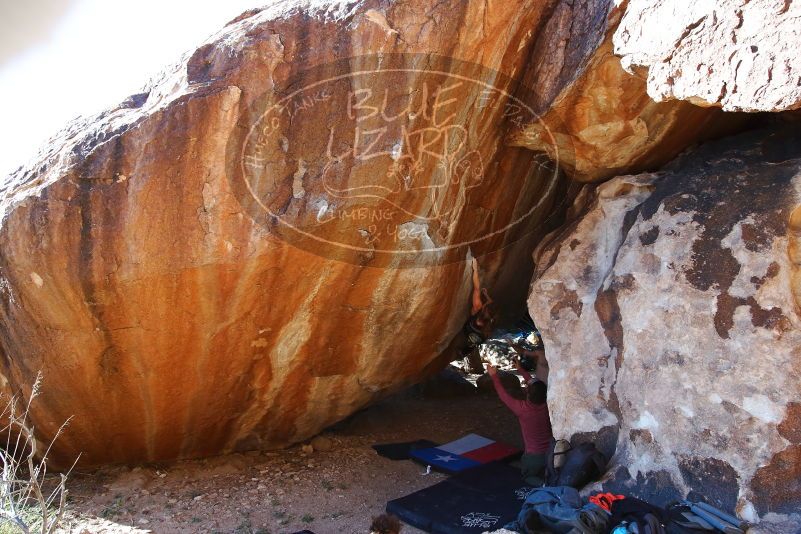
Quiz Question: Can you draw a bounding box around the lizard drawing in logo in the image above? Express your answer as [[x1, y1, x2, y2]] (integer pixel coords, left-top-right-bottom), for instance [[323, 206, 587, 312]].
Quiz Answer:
[[320, 120, 486, 226]]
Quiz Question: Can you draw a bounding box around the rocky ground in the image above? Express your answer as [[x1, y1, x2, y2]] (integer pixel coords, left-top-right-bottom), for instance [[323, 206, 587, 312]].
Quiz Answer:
[[58, 375, 520, 534], [46, 347, 794, 534]]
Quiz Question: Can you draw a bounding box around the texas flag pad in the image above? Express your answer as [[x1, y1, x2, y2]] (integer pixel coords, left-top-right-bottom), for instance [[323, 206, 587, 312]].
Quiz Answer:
[[410, 434, 521, 473]]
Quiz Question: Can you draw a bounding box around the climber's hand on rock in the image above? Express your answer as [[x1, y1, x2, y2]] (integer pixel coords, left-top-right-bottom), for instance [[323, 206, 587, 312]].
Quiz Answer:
[[481, 287, 492, 303], [485, 363, 497, 376]]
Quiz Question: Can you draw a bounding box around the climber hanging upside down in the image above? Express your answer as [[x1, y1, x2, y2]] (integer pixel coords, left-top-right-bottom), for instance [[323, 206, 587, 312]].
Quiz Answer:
[[457, 257, 496, 373]]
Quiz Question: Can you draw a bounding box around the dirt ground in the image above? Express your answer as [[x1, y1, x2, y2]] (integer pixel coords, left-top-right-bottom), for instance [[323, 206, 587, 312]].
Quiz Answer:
[[59, 379, 521, 534], [36, 365, 800, 534]]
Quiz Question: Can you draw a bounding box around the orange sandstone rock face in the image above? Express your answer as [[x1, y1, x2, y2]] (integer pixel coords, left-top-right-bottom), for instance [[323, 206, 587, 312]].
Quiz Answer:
[[509, 0, 743, 182], [0, 0, 578, 467]]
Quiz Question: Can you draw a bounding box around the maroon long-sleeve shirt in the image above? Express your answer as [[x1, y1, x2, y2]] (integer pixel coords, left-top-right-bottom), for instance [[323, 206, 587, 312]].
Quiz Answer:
[[491, 371, 553, 454]]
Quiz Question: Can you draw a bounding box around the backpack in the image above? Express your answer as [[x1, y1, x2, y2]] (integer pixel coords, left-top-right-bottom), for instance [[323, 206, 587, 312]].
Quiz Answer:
[[610, 516, 666, 534], [546, 440, 607, 489], [610, 498, 668, 534], [547, 439, 571, 465], [510, 486, 609, 534]]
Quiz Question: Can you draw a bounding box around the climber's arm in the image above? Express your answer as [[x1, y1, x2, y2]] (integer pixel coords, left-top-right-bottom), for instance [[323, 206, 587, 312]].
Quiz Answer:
[[513, 357, 533, 383], [471, 257, 484, 315], [486, 363, 524, 415], [507, 341, 525, 355]]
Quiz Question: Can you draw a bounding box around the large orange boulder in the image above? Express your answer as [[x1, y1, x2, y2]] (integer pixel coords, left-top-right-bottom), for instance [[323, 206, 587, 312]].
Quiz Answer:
[[0, 0, 574, 467]]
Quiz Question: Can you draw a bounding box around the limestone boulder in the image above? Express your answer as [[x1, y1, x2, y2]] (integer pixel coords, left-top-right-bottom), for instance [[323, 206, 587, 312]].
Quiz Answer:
[[529, 126, 801, 525], [615, 0, 801, 112]]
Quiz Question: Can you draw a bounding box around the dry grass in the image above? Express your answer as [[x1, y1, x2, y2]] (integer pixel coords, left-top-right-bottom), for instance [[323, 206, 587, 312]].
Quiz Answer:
[[0, 373, 77, 533]]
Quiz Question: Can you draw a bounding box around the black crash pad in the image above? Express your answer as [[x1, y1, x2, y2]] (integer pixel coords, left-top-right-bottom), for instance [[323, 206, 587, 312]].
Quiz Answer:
[[386, 462, 535, 533], [372, 440, 439, 461]]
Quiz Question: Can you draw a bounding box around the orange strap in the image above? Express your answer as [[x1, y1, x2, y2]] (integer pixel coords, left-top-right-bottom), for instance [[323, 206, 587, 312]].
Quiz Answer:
[[589, 492, 626, 512]]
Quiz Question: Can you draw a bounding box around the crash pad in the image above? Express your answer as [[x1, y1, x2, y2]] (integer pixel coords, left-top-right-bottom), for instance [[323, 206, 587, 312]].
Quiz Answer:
[[410, 433, 520, 473], [372, 440, 439, 461], [386, 462, 536, 533]]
